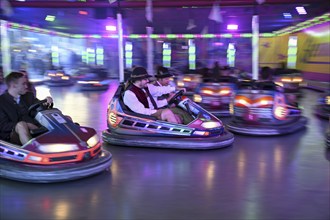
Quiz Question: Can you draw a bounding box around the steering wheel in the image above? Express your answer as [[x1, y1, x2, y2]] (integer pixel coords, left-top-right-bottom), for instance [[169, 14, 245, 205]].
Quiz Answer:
[[28, 99, 53, 117], [167, 89, 184, 106]]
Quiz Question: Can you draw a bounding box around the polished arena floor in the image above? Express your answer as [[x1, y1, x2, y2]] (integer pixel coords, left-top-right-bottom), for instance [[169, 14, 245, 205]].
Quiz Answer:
[[0, 80, 329, 220]]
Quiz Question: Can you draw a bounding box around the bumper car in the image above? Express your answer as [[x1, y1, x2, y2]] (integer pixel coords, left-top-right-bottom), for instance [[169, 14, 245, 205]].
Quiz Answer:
[[44, 70, 75, 86], [227, 81, 307, 136], [102, 83, 234, 149], [176, 74, 202, 96], [314, 90, 330, 119], [193, 76, 237, 117], [273, 69, 303, 96], [77, 73, 110, 91], [0, 100, 112, 183]]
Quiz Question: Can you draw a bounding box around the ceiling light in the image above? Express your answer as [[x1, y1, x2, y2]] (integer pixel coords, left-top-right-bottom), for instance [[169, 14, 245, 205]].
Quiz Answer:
[[227, 24, 238, 30], [296, 7, 307, 15], [45, 15, 56, 22], [283, 13, 292, 19], [106, 25, 116, 31]]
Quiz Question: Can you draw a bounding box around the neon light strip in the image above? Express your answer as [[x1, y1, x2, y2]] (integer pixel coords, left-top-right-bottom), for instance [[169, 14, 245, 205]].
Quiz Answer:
[[2, 12, 328, 39], [274, 13, 329, 36]]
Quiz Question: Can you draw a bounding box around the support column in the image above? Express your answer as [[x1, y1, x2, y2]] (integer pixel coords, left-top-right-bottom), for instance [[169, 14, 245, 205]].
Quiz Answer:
[[146, 0, 154, 76], [1, 20, 11, 76], [252, 15, 259, 80], [117, 13, 124, 82]]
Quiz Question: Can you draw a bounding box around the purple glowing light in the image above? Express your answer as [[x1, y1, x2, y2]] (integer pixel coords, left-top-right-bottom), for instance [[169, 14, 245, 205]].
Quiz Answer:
[[227, 24, 238, 30], [106, 25, 116, 31], [296, 7, 307, 15], [283, 13, 292, 19], [213, 42, 224, 46]]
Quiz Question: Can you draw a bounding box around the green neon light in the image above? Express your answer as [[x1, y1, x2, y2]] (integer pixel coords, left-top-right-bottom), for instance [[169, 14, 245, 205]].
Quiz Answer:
[[222, 34, 233, 38], [72, 34, 84, 38], [288, 48, 297, 54], [163, 50, 171, 55], [129, 34, 140, 39], [6, 12, 328, 39], [189, 47, 196, 53], [184, 34, 194, 38], [96, 55, 104, 60], [166, 34, 176, 38], [126, 59, 132, 65], [288, 56, 296, 61], [51, 52, 59, 58], [274, 13, 329, 36], [189, 55, 196, 61], [163, 56, 171, 61], [125, 52, 133, 58], [52, 58, 59, 64], [45, 15, 56, 22], [202, 34, 215, 38], [241, 33, 252, 37], [189, 63, 196, 70], [96, 48, 104, 54], [260, 33, 274, 37]]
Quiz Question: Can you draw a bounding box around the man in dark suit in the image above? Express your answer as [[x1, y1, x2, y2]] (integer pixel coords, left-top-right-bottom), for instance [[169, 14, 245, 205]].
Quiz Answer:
[[0, 71, 53, 145]]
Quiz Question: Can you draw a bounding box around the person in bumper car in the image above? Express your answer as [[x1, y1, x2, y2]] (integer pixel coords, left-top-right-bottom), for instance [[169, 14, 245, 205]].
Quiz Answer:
[[0, 71, 53, 145], [123, 67, 181, 124], [149, 66, 193, 124]]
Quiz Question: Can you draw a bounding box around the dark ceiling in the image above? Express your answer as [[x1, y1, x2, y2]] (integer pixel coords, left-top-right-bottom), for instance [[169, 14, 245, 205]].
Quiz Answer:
[[1, 0, 329, 35]]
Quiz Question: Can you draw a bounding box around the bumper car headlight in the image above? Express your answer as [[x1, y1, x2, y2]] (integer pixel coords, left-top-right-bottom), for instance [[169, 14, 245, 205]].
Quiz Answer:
[[28, 155, 42, 162], [39, 144, 79, 153], [201, 121, 221, 129], [193, 94, 202, 102], [61, 76, 70, 80], [193, 131, 210, 136], [292, 77, 303, 83], [274, 106, 288, 120], [87, 134, 100, 147], [326, 96, 330, 105], [229, 103, 234, 115], [177, 81, 184, 87], [275, 82, 284, 87], [78, 80, 100, 85]]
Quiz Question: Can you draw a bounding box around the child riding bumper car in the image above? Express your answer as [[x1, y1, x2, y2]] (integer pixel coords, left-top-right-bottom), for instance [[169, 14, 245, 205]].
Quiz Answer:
[[102, 83, 234, 149], [0, 100, 112, 183], [227, 81, 307, 136]]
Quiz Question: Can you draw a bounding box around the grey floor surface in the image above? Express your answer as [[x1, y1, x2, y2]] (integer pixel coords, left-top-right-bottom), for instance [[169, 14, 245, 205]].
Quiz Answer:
[[1, 81, 329, 220]]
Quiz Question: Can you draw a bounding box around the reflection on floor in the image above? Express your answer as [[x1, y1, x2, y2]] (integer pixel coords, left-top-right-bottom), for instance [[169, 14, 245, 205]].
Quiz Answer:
[[1, 82, 329, 220]]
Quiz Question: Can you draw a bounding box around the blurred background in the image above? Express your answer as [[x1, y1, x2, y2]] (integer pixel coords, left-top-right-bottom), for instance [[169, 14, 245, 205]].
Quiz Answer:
[[0, 0, 329, 82]]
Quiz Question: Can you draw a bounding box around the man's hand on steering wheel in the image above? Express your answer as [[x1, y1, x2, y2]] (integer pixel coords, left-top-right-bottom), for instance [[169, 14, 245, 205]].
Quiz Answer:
[[44, 96, 53, 106], [167, 89, 185, 106], [28, 98, 54, 117]]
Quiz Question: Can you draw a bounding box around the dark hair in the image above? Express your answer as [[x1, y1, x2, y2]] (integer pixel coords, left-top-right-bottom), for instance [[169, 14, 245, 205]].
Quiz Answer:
[[260, 66, 273, 80], [5, 71, 25, 87]]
